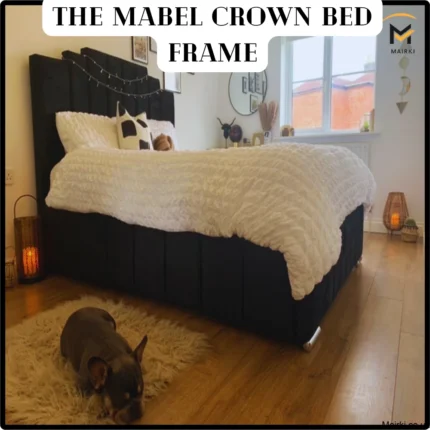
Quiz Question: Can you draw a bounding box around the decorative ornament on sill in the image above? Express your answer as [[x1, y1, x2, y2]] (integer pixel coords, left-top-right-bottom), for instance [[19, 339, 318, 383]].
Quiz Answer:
[[13, 195, 45, 284], [251, 132, 265, 147], [383, 192, 409, 235], [217, 117, 236, 149], [281, 125, 295, 137], [360, 112, 371, 132], [229, 124, 243, 148], [360, 108, 375, 133]]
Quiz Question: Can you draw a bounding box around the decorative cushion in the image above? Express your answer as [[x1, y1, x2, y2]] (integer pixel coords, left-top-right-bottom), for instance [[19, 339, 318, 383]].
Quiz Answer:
[[56, 111, 119, 153], [148, 119, 179, 150], [116, 102, 153, 151]]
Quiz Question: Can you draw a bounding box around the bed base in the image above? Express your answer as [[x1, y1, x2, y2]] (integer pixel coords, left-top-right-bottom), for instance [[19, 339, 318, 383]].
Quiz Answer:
[[41, 205, 364, 347]]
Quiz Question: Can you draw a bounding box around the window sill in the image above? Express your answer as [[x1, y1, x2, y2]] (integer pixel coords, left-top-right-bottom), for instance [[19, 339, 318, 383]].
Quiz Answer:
[[274, 132, 380, 145]]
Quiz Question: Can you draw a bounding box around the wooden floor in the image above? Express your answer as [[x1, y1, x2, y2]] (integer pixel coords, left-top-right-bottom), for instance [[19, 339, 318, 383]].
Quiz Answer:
[[5, 233, 426, 425]]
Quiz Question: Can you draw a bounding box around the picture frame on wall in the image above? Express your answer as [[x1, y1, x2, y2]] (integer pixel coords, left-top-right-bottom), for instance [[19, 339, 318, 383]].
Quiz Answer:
[[248, 72, 255, 93], [163, 72, 182, 94], [255, 72, 263, 95], [250, 94, 259, 112], [242, 77, 248, 94], [150, 37, 157, 53], [132, 36, 149, 64]]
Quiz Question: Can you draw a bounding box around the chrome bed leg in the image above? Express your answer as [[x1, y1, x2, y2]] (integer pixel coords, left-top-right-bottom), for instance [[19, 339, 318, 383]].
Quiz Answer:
[[302, 326, 321, 352], [355, 256, 363, 268]]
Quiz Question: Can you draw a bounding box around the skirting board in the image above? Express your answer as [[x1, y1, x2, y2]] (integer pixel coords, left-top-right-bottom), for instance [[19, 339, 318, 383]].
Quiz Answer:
[[364, 218, 425, 237]]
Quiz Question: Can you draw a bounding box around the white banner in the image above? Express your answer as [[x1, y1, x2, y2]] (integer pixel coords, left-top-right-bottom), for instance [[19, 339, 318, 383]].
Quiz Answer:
[[43, 0, 383, 72]]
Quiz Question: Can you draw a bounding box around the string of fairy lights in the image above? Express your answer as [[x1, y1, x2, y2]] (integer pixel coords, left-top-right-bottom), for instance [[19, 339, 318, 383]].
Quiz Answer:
[[61, 54, 166, 99], [82, 54, 149, 84]]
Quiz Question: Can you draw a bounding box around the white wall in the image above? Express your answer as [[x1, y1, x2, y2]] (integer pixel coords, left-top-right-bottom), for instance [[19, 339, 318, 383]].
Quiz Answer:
[[216, 5, 426, 231], [368, 4, 425, 232], [5, 5, 220, 247]]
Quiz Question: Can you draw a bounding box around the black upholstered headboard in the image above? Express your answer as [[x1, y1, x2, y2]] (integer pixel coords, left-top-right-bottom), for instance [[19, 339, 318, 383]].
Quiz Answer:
[[29, 47, 174, 213]]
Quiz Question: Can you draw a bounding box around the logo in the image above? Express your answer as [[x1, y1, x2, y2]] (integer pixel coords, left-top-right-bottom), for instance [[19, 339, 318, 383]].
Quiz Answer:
[[383, 12, 416, 44]]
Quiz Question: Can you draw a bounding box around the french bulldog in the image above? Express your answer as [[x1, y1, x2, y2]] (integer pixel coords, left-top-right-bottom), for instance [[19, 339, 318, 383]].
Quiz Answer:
[[60, 307, 148, 424]]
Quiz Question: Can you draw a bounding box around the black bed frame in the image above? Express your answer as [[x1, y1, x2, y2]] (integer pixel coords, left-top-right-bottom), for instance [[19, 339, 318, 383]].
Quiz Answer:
[[29, 48, 364, 346]]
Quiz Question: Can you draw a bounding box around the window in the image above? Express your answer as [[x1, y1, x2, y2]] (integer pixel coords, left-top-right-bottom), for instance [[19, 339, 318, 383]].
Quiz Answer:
[[284, 36, 376, 135]]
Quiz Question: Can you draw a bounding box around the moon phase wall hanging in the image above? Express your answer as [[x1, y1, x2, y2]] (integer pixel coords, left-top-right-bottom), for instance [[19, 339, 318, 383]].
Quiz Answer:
[[397, 40, 411, 114]]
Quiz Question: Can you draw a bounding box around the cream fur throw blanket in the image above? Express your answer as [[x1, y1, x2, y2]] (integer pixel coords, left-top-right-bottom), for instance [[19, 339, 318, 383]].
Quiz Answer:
[[46, 143, 376, 300], [6, 296, 209, 424]]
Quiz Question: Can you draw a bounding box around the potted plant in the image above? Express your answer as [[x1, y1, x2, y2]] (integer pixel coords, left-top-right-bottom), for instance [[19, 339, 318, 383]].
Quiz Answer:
[[360, 112, 371, 132], [362, 120, 370, 132], [401, 218, 419, 243]]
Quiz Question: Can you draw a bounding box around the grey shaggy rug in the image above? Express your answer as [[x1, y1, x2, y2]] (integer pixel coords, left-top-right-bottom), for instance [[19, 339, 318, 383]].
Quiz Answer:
[[6, 295, 209, 424]]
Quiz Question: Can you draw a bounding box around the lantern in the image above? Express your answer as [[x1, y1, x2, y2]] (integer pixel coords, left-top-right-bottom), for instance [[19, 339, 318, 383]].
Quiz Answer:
[[5, 246, 17, 288], [383, 192, 409, 233], [13, 195, 45, 283]]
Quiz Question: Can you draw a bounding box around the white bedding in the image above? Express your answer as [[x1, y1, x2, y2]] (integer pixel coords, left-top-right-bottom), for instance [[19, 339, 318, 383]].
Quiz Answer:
[[46, 143, 376, 300]]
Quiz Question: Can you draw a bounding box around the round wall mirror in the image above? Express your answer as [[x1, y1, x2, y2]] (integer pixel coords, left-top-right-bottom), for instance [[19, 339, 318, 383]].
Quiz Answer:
[[228, 71, 268, 116]]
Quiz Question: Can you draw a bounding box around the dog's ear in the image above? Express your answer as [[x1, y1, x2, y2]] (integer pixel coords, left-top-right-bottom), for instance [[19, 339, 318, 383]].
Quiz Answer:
[[132, 335, 148, 363], [88, 357, 110, 391], [153, 135, 164, 151]]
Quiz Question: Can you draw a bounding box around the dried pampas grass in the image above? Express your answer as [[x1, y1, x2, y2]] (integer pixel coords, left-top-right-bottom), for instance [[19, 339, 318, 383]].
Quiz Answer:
[[259, 101, 279, 132]]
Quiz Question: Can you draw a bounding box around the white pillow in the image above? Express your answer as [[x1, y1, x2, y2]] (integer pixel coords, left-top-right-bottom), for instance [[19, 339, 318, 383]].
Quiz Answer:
[[56, 111, 118, 153], [148, 119, 179, 149], [116, 103, 153, 151]]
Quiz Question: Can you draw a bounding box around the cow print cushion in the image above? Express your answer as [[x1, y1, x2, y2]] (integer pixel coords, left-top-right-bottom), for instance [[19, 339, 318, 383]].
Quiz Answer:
[[116, 102, 153, 151]]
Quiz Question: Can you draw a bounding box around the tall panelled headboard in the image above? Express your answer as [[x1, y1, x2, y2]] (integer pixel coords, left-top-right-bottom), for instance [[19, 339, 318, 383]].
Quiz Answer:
[[29, 47, 174, 214]]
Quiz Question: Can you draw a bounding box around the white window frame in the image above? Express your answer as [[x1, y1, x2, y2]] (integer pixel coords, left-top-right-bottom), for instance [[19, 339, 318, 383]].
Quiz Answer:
[[283, 36, 377, 136]]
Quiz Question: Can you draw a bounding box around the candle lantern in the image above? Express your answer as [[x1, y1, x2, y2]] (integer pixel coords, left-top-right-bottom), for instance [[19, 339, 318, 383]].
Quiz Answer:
[[5, 246, 17, 288], [383, 192, 409, 233], [13, 195, 45, 283]]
